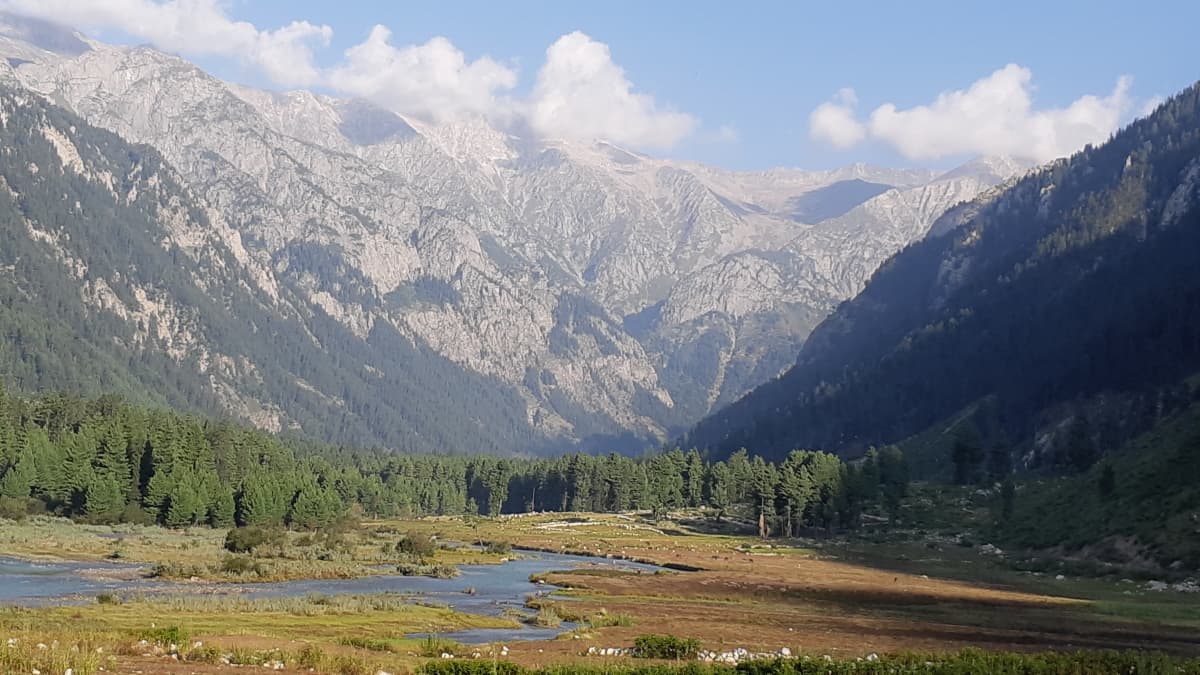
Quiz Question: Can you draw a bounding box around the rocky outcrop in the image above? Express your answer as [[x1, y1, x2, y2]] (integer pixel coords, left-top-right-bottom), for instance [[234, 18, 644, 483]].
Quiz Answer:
[[0, 20, 1030, 451]]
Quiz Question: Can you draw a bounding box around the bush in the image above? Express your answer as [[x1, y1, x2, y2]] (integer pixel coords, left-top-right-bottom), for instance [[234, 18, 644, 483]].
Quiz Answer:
[[396, 562, 459, 578], [120, 503, 156, 525], [220, 554, 264, 575], [296, 644, 326, 669], [418, 635, 464, 658], [141, 625, 189, 646], [95, 592, 121, 605], [530, 605, 562, 628], [484, 540, 513, 555], [633, 634, 702, 660], [396, 530, 438, 560], [0, 496, 35, 520], [224, 526, 283, 554]]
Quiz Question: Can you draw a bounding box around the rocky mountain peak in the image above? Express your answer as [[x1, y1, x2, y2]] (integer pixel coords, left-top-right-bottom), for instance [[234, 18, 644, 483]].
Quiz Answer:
[[0, 26, 1033, 453]]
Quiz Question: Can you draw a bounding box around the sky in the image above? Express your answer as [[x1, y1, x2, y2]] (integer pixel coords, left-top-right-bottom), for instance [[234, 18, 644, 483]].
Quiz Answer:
[[4, 0, 1197, 171]]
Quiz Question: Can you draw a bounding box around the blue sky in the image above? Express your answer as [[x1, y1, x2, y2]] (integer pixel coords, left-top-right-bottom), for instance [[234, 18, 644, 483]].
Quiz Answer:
[[13, 0, 1197, 170]]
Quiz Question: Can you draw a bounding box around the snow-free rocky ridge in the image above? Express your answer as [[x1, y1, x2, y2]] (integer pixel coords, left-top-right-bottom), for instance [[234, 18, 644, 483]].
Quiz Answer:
[[0, 13, 1033, 452]]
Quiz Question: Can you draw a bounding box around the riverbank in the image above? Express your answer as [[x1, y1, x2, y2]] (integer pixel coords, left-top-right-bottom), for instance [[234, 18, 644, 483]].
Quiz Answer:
[[3, 511, 1199, 674], [0, 516, 509, 583]]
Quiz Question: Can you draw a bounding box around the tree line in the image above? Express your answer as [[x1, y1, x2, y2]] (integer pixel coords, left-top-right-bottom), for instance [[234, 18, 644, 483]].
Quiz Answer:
[[0, 385, 907, 536]]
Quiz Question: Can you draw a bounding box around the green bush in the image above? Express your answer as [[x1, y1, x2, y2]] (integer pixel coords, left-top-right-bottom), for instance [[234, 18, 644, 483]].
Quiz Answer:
[[219, 554, 264, 575], [396, 530, 438, 560], [141, 625, 189, 646], [633, 635, 702, 660], [224, 526, 283, 553], [484, 540, 513, 555], [418, 635, 464, 658]]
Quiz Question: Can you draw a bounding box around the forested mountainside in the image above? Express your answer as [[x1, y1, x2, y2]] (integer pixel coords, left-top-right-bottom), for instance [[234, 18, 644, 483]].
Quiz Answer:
[[0, 15, 1027, 453], [0, 386, 901, 536], [0, 83, 539, 455], [687, 81, 1200, 466], [1002, 399, 1200, 569]]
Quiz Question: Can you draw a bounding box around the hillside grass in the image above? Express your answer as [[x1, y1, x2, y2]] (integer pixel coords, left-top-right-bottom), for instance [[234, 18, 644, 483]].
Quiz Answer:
[[1002, 403, 1200, 570]]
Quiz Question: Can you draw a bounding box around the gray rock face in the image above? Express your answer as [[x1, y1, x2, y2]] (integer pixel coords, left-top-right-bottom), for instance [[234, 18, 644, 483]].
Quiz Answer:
[[0, 28, 1031, 451]]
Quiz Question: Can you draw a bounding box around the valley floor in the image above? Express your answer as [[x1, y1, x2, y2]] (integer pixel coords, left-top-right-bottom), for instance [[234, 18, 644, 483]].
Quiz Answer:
[[2, 512, 1198, 674]]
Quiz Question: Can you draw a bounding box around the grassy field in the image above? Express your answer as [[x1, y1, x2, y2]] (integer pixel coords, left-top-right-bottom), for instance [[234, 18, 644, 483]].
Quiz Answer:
[[0, 515, 508, 582], [1, 512, 1199, 674]]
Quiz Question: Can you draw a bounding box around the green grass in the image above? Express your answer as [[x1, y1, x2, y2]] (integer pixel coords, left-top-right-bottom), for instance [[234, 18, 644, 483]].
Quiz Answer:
[[1002, 403, 1200, 571], [419, 650, 1200, 675]]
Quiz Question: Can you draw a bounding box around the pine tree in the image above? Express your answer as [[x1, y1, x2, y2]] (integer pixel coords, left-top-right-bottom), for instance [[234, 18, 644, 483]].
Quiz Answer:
[[209, 488, 236, 527], [165, 481, 203, 528], [0, 452, 34, 499], [84, 473, 125, 523]]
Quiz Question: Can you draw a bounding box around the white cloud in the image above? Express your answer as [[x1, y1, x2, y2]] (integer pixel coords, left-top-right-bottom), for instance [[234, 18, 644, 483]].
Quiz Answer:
[[1, 0, 332, 86], [809, 65, 1138, 162], [2, 6, 702, 149], [526, 31, 696, 150], [326, 26, 517, 123], [809, 87, 865, 148]]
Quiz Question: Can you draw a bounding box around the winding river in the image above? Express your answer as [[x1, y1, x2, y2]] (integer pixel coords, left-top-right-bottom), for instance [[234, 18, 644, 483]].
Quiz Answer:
[[0, 551, 660, 643]]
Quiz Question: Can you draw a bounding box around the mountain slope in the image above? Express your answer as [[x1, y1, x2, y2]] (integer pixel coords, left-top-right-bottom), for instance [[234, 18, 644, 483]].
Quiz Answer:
[[0, 82, 542, 454], [686, 82, 1200, 461], [0, 14, 1026, 452], [1003, 400, 1200, 569]]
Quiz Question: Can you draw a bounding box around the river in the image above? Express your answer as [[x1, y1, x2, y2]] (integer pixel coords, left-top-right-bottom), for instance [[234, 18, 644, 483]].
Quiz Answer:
[[0, 551, 660, 644]]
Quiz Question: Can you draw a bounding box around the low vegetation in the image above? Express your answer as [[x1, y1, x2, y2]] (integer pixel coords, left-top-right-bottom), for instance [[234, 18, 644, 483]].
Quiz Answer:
[[633, 635, 702, 660]]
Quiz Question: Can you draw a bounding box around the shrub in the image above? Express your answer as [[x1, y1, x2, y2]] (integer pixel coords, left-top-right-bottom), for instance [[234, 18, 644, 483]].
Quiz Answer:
[[95, 592, 121, 605], [633, 634, 701, 660], [396, 530, 438, 560], [0, 496, 33, 520], [332, 655, 372, 675], [141, 625, 189, 646], [418, 635, 463, 658], [220, 554, 263, 575], [296, 644, 326, 669], [224, 526, 283, 554], [484, 540, 513, 555], [530, 605, 562, 628]]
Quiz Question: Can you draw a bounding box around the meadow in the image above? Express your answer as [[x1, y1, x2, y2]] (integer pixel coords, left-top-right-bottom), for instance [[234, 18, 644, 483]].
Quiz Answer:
[[1, 510, 1198, 674]]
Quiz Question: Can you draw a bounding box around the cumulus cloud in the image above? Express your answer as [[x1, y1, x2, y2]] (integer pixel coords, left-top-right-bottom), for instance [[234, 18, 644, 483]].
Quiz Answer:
[[326, 26, 517, 123], [810, 65, 1139, 162], [1, 5, 702, 148], [808, 87, 866, 148], [526, 31, 697, 150], [1, 0, 332, 86]]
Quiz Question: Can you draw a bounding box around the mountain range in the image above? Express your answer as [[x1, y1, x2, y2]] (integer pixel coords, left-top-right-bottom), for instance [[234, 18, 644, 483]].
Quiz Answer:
[[0, 12, 1031, 454], [686, 81, 1200, 469]]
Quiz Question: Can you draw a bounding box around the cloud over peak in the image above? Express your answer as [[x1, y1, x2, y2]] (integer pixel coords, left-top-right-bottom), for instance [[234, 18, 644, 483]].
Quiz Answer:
[[811, 65, 1139, 162], [0, 1, 702, 150], [2, 0, 332, 86], [527, 31, 697, 150], [327, 26, 517, 123]]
